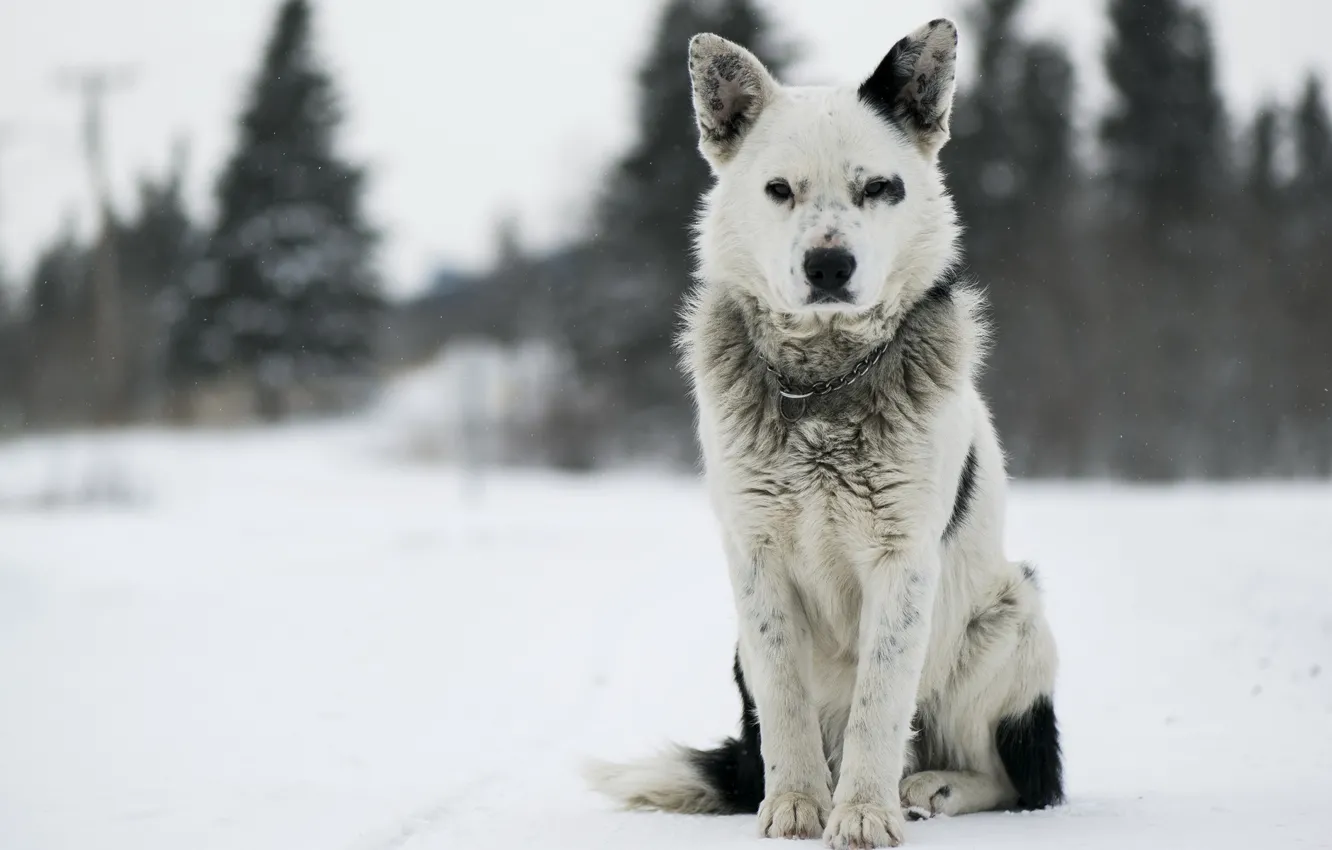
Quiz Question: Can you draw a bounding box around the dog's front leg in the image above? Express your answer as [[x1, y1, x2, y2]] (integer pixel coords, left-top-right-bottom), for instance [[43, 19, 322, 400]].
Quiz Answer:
[[825, 547, 938, 849], [727, 539, 831, 839]]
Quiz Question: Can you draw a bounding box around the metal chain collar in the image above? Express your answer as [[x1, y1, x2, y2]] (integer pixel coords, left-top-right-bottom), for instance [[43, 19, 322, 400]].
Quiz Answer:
[[761, 342, 889, 421]]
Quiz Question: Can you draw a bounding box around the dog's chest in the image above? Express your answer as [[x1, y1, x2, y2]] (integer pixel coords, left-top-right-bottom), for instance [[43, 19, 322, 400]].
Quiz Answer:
[[692, 283, 966, 556], [749, 417, 902, 654], [727, 406, 916, 557]]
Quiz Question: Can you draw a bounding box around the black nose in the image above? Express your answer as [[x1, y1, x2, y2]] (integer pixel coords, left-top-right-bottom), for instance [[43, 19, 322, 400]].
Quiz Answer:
[[804, 248, 857, 291]]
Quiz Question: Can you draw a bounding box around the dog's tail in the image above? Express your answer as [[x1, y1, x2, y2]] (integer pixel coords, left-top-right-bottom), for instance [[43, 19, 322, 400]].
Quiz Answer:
[[585, 652, 765, 815], [584, 737, 763, 815]]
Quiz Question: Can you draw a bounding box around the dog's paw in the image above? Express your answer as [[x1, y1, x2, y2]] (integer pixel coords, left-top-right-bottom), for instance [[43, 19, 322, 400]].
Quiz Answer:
[[758, 790, 829, 839], [899, 771, 956, 818], [823, 801, 905, 848]]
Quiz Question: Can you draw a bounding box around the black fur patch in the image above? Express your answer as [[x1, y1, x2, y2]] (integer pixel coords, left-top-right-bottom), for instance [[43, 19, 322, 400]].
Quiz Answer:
[[879, 175, 907, 205], [689, 649, 765, 814], [857, 25, 955, 141], [858, 36, 916, 127], [851, 174, 906, 207], [910, 704, 947, 772], [995, 695, 1065, 810], [1021, 562, 1040, 588], [923, 264, 962, 304], [943, 445, 978, 541]]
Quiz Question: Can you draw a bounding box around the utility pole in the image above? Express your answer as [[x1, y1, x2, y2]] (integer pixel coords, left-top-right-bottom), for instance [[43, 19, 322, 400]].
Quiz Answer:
[[54, 66, 137, 214], [53, 65, 138, 424], [0, 123, 15, 279], [0, 124, 13, 429]]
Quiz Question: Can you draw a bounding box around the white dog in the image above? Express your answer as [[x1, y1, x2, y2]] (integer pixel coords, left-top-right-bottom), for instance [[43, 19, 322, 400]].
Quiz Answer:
[[587, 19, 1064, 848]]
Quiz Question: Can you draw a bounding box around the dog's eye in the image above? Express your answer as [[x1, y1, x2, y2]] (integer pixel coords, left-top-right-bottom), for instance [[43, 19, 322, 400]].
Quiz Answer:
[[765, 180, 793, 202], [861, 177, 905, 205]]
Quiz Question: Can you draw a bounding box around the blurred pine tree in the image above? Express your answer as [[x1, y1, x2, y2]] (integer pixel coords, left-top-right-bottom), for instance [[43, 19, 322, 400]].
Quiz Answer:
[[181, 0, 380, 421]]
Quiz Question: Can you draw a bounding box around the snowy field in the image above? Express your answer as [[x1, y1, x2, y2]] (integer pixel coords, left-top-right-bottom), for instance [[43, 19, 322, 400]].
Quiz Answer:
[[2, 422, 1331, 850]]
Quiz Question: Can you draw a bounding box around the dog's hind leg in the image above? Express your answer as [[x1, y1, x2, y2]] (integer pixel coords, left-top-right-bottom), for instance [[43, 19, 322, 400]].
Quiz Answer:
[[902, 562, 1064, 818], [899, 768, 1012, 818]]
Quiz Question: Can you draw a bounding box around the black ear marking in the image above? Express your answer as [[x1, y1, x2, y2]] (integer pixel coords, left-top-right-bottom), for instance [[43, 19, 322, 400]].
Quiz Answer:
[[858, 19, 958, 152], [859, 34, 916, 123]]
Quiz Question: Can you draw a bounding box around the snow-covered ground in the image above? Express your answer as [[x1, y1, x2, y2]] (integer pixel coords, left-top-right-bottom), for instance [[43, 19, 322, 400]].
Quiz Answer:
[[1, 423, 1330, 849]]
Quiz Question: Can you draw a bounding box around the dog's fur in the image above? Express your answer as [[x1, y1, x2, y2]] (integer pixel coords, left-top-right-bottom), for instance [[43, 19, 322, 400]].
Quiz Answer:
[[586, 19, 1064, 848]]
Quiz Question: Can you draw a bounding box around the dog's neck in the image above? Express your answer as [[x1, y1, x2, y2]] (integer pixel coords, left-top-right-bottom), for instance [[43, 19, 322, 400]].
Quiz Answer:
[[736, 289, 917, 388]]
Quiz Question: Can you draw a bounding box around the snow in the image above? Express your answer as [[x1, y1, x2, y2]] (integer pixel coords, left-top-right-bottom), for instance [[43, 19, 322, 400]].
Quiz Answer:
[[1, 423, 1331, 849], [371, 342, 583, 469]]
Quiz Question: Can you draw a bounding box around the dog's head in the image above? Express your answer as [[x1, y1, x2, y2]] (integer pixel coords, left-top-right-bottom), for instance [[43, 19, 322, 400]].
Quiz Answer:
[[689, 20, 960, 316]]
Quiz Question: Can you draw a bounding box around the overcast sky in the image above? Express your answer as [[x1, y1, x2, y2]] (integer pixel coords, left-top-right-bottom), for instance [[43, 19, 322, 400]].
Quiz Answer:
[[1, 0, 1329, 297]]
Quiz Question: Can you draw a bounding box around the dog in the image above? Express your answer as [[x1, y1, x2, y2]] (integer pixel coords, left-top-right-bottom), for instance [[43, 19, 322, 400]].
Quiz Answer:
[[586, 19, 1064, 848]]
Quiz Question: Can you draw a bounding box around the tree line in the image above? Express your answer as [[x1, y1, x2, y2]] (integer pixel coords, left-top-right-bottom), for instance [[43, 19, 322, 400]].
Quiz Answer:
[[397, 0, 1332, 479], [2, 0, 1328, 480], [0, 0, 380, 430]]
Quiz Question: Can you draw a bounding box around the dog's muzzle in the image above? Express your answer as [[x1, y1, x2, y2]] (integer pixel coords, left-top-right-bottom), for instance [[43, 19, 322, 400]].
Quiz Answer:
[[804, 248, 856, 303]]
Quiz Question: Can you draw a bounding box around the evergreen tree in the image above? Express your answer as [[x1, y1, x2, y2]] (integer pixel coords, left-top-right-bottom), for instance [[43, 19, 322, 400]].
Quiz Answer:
[[1289, 77, 1332, 280], [945, 0, 1025, 265], [1244, 104, 1281, 208], [1101, 0, 1225, 233], [943, 0, 1083, 265], [569, 0, 793, 455], [0, 263, 10, 330], [27, 223, 88, 328], [185, 0, 379, 420], [0, 266, 15, 428], [22, 222, 95, 425], [119, 145, 203, 416], [942, 0, 1084, 475], [1291, 76, 1332, 205], [1014, 42, 1077, 204], [998, 38, 1090, 476], [122, 150, 198, 306], [1287, 76, 1332, 473], [1098, 0, 1233, 477], [1230, 103, 1291, 464]]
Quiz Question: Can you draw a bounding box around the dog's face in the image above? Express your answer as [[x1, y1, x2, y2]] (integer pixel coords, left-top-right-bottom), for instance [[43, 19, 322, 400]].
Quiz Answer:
[[689, 20, 959, 316]]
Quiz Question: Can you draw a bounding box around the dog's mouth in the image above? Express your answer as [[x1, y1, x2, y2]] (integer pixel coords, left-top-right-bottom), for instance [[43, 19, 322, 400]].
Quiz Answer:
[[808, 290, 854, 306]]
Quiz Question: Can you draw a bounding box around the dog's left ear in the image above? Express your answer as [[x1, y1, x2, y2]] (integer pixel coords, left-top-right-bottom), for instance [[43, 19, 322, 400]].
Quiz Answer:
[[688, 33, 778, 168], [859, 18, 958, 157]]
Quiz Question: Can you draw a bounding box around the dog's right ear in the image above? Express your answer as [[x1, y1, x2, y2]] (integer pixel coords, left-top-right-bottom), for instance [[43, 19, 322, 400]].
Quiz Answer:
[[688, 33, 778, 168]]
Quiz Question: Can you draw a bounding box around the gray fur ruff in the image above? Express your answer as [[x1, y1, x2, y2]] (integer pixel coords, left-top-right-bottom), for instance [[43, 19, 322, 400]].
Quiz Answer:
[[679, 266, 985, 475]]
